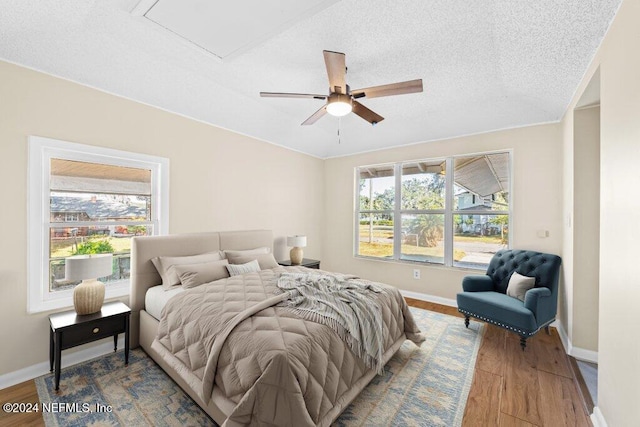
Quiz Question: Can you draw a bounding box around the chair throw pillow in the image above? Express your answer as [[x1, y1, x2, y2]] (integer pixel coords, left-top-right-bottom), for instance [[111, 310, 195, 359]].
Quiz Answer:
[[506, 272, 536, 302]]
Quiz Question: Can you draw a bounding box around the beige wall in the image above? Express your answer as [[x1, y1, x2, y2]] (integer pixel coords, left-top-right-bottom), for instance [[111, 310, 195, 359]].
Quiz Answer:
[[560, 0, 640, 423], [561, 102, 602, 354], [596, 0, 640, 423], [572, 106, 600, 352], [0, 60, 325, 376], [323, 124, 563, 301]]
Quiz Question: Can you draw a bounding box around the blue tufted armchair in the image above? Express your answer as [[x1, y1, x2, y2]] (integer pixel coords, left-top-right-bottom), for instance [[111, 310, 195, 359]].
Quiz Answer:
[[456, 249, 562, 350]]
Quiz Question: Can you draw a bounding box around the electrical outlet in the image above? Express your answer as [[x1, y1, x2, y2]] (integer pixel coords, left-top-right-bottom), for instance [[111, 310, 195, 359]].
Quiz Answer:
[[413, 269, 420, 279]]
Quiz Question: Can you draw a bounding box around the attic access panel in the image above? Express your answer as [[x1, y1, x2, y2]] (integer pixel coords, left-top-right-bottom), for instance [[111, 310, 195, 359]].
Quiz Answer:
[[140, 0, 339, 60]]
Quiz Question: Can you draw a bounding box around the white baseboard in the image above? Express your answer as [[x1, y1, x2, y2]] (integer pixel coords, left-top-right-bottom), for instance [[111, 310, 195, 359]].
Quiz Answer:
[[591, 406, 608, 427], [571, 346, 599, 363], [0, 336, 124, 390], [555, 322, 598, 363], [400, 289, 457, 308]]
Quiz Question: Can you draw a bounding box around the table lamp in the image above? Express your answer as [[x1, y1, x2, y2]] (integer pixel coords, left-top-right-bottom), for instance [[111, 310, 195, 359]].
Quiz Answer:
[[286, 235, 307, 265], [65, 254, 113, 315]]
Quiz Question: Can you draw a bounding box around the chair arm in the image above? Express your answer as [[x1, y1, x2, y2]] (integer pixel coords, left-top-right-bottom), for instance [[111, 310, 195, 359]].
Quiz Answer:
[[524, 287, 555, 324], [462, 275, 494, 292]]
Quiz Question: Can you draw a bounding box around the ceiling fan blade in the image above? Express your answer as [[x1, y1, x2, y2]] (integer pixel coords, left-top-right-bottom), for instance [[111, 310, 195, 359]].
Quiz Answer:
[[352, 100, 384, 125], [323, 50, 347, 94], [302, 105, 328, 125], [351, 79, 423, 99], [260, 92, 327, 100]]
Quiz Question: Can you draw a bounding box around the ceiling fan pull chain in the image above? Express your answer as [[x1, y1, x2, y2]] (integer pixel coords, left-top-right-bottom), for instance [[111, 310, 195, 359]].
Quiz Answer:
[[338, 117, 341, 144]]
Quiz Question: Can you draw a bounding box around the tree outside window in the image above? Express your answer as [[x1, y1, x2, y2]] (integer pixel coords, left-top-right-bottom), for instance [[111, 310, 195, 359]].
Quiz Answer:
[[356, 152, 510, 269]]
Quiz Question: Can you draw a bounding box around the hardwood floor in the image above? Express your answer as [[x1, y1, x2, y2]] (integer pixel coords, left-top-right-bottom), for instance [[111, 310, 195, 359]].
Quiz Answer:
[[405, 298, 591, 427], [0, 381, 44, 427], [0, 299, 591, 426]]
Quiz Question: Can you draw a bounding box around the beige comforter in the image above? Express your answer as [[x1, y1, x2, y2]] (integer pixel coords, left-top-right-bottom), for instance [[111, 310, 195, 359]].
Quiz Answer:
[[151, 267, 423, 426]]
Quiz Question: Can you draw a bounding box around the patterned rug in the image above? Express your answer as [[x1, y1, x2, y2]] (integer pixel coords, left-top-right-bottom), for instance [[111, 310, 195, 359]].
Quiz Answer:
[[36, 307, 483, 427]]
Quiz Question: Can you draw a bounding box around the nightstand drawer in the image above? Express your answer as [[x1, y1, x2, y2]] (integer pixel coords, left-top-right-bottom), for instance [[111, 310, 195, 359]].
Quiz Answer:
[[61, 315, 126, 349]]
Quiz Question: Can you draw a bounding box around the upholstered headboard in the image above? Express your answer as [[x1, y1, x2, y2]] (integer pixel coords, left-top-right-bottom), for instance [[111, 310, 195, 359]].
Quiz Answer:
[[129, 230, 273, 347]]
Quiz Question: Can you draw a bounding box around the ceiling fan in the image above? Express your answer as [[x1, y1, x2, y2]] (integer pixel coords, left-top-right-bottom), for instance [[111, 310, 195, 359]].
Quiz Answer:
[[260, 50, 423, 126]]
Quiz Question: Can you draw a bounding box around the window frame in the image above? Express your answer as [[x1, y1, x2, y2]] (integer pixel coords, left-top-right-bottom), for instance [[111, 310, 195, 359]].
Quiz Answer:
[[354, 150, 512, 269], [28, 136, 170, 313]]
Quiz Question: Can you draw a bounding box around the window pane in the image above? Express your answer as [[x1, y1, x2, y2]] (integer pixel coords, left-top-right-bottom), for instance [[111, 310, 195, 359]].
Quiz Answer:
[[49, 225, 153, 291], [453, 214, 508, 268], [400, 214, 444, 264], [401, 161, 445, 210], [454, 153, 509, 211], [51, 192, 151, 223], [359, 166, 395, 211], [358, 213, 394, 258]]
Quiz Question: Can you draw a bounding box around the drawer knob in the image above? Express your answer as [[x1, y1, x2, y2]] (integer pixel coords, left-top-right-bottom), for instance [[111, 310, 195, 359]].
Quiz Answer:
[[93, 327, 100, 334]]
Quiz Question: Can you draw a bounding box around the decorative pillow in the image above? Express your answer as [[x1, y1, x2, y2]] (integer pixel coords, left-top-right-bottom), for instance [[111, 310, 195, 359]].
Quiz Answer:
[[227, 253, 279, 270], [173, 259, 230, 289], [506, 272, 536, 301], [226, 259, 261, 277], [151, 252, 223, 290], [223, 247, 271, 258]]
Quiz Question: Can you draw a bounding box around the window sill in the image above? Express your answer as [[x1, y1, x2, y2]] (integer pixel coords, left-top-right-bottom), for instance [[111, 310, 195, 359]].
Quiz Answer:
[[353, 255, 487, 272], [28, 282, 129, 314]]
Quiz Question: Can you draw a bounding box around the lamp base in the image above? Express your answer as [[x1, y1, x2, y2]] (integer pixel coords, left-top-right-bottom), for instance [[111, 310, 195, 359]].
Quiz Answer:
[[290, 247, 304, 265], [73, 279, 105, 315]]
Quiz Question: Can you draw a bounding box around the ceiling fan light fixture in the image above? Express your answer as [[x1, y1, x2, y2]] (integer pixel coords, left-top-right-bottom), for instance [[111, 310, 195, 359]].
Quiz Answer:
[[326, 94, 352, 117]]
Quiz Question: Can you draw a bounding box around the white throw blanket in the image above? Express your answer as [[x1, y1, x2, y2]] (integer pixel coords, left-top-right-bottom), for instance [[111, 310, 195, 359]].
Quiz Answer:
[[277, 272, 386, 374]]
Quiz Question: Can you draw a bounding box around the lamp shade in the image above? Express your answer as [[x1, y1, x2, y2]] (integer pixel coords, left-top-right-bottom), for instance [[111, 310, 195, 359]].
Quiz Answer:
[[65, 254, 113, 281], [287, 235, 307, 248]]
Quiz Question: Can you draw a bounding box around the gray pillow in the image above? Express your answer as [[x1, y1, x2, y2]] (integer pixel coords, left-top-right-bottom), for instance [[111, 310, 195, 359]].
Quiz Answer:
[[151, 252, 224, 290], [506, 272, 536, 301], [173, 259, 230, 289], [227, 253, 279, 270], [226, 259, 261, 276], [223, 247, 271, 258]]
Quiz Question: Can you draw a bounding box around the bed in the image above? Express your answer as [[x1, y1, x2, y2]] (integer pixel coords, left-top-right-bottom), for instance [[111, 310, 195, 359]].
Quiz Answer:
[[130, 230, 423, 426]]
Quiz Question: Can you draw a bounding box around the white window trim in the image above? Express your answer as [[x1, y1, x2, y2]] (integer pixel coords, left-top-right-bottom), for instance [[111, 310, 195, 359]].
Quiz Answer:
[[28, 136, 170, 313], [354, 150, 512, 269]]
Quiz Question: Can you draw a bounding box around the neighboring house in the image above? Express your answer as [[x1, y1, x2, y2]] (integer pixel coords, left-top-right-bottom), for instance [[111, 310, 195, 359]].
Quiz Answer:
[[455, 192, 501, 235], [50, 196, 146, 237]]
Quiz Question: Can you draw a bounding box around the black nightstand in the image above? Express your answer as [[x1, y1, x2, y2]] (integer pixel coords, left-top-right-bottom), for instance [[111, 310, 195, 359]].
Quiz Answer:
[[278, 258, 321, 269], [49, 301, 130, 390]]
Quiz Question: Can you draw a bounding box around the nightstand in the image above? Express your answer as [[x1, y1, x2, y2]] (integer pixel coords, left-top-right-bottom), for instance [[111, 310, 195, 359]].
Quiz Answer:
[[49, 301, 130, 390], [278, 258, 321, 269]]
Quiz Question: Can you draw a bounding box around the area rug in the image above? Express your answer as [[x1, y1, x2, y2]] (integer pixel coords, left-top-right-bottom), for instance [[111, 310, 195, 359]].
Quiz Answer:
[[36, 307, 483, 427]]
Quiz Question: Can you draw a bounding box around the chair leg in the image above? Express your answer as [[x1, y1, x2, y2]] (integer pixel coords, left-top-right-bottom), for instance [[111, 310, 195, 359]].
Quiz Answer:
[[464, 316, 470, 328], [545, 326, 550, 335], [520, 336, 527, 351]]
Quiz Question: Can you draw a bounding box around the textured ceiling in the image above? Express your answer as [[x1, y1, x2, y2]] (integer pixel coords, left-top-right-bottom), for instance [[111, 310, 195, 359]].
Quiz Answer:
[[0, 0, 621, 158]]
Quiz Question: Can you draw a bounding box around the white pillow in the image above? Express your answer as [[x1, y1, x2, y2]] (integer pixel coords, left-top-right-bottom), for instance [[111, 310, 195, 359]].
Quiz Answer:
[[223, 247, 271, 258], [226, 253, 280, 270], [226, 259, 261, 276], [506, 272, 536, 302], [151, 252, 223, 290], [173, 259, 230, 289]]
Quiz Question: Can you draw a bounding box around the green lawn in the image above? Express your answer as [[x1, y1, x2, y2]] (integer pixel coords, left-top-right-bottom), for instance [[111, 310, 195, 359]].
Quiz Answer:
[[359, 241, 466, 260], [50, 236, 133, 258]]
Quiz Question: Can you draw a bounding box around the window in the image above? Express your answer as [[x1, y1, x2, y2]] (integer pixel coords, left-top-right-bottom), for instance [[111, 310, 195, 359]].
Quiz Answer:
[[28, 136, 169, 313], [356, 152, 510, 269]]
